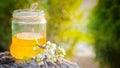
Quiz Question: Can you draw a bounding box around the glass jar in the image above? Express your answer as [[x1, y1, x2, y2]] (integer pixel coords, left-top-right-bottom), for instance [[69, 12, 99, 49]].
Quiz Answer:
[[10, 9, 46, 59]]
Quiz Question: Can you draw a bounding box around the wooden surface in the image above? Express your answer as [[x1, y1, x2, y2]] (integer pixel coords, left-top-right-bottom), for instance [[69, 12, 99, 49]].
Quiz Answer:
[[0, 52, 80, 68]]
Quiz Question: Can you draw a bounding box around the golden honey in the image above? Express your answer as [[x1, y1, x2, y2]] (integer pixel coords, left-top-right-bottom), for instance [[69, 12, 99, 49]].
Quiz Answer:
[[10, 32, 46, 59]]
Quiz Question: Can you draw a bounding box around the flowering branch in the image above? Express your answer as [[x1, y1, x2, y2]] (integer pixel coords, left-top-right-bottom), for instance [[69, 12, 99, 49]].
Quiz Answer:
[[32, 40, 66, 65]]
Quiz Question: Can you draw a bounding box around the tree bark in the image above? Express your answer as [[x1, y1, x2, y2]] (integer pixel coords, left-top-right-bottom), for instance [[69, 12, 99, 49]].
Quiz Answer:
[[0, 52, 80, 68]]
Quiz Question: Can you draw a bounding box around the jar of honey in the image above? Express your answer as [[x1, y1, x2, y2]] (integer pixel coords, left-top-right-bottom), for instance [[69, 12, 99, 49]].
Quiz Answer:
[[10, 9, 46, 59]]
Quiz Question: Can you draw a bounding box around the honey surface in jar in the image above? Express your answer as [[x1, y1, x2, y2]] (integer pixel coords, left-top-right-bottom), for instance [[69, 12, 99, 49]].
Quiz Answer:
[[10, 32, 46, 59]]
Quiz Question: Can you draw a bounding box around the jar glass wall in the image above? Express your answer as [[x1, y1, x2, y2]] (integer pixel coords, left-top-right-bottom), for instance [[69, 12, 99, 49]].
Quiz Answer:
[[10, 9, 46, 59]]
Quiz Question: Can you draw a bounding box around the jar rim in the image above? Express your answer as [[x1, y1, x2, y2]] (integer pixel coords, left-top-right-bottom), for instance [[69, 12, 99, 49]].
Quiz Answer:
[[13, 9, 45, 22], [13, 9, 44, 16]]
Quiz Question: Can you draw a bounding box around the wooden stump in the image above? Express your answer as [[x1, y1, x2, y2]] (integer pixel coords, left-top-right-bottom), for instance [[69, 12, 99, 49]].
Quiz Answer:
[[0, 52, 80, 68]]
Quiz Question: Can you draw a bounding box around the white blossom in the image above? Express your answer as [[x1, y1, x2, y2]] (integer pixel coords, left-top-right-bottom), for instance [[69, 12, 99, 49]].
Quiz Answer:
[[33, 47, 37, 51], [38, 62, 44, 65], [37, 54, 42, 58], [33, 41, 66, 65], [47, 41, 51, 45], [58, 46, 66, 55], [51, 43, 56, 49]]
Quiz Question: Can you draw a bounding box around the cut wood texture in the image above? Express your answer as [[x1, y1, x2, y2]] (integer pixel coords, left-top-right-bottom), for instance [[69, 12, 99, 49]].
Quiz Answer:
[[0, 52, 80, 68]]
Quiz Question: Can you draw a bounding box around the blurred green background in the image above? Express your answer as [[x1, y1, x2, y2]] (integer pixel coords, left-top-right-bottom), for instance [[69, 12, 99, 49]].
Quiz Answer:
[[88, 0, 120, 68], [0, 0, 120, 68]]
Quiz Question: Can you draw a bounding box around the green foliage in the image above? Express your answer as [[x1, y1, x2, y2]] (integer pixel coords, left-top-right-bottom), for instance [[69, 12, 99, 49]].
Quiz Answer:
[[0, 0, 31, 51], [0, 0, 16, 51], [88, 0, 120, 68], [42, 0, 83, 57]]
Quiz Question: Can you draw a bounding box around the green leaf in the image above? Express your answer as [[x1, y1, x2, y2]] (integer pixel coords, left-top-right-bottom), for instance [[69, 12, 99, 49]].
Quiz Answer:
[[23, 56, 30, 61]]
